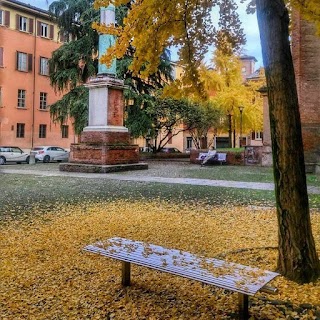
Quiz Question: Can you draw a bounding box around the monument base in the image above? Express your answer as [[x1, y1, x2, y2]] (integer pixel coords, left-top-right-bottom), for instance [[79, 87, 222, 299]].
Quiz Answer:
[[59, 71, 148, 173], [59, 162, 148, 173], [261, 145, 273, 167], [68, 143, 141, 165]]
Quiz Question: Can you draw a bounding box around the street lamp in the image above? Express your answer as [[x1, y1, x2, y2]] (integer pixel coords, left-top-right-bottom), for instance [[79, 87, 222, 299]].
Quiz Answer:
[[239, 106, 244, 147], [228, 112, 232, 148]]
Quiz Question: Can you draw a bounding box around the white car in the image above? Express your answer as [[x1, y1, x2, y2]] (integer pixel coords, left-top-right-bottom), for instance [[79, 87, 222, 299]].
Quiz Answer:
[[31, 146, 69, 163], [0, 146, 30, 165]]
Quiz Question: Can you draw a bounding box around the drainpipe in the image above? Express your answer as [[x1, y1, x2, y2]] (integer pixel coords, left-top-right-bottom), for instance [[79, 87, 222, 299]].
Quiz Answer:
[[31, 17, 37, 149]]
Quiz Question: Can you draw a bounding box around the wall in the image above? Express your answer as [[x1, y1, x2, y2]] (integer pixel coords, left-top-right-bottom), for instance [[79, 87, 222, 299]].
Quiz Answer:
[[292, 14, 320, 172]]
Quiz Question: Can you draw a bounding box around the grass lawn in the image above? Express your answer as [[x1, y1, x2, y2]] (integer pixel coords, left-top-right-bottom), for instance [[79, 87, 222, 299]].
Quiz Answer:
[[0, 162, 319, 319]]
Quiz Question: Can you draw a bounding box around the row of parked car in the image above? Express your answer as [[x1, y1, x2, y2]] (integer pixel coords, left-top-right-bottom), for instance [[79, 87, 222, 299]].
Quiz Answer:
[[0, 145, 184, 165], [0, 146, 69, 165]]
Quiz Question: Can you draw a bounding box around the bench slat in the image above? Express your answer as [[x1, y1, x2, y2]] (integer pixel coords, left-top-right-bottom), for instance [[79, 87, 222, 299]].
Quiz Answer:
[[84, 237, 279, 296]]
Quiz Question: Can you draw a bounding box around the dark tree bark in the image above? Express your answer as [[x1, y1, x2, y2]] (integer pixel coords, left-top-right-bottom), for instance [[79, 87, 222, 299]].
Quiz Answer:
[[256, 0, 320, 283]]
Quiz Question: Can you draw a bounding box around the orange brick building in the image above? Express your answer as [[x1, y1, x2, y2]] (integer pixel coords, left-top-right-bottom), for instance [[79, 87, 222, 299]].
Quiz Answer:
[[0, 0, 76, 152]]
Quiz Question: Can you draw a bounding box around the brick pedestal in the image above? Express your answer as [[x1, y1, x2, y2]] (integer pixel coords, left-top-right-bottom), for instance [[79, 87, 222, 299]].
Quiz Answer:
[[69, 130, 140, 165], [70, 143, 139, 165]]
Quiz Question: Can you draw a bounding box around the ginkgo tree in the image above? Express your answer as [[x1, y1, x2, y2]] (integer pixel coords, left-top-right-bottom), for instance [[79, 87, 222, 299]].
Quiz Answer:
[[162, 50, 263, 149], [207, 49, 264, 147], [93, 0, 320, 283]]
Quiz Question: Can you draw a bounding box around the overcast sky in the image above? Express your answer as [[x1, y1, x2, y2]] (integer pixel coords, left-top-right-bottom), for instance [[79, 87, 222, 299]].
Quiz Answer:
[[19, 0, 263, 67]]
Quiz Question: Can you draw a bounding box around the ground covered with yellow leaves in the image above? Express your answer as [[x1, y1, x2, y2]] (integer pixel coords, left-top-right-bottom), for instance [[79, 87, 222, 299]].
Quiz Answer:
[[1, 200, 319, 319]]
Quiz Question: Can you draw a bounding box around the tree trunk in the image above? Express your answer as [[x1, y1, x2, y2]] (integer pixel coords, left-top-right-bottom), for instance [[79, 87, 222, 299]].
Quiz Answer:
[[256, 0, 320, 283]]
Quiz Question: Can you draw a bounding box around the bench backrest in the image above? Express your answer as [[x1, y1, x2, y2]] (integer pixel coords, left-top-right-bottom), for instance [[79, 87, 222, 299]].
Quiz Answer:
[[217, 153, 227, 161], [196, 153, 207, 160]]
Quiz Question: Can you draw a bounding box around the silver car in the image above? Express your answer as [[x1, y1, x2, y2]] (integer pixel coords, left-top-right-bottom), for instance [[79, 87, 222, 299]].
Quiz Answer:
[[31, 146, 69, 163], [0, 146, 30, 165]]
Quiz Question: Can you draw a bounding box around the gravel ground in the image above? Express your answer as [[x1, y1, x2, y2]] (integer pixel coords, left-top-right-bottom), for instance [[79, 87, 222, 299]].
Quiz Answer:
[[0, 160, 191, 177]]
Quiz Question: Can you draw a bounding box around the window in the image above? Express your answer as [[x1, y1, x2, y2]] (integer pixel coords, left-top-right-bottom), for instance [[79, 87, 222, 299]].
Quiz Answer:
[[16, 123, 25, 138], [19, 16, 27, 32], [37, 21, 54, 39], [39, 57, 49, 75], [60, 30, 72, 43], [17, 89, 26, 108], [17, 52, 27, 71], [15, 15, 33, 33], [40, 92, 47, 109], [17, 52, 32, 72], [40, 22, 48, 37], [39, 124, 47, 138], [0, 10, 10, 27], [252, 131, 263, 140], [186, 137, 193, 149], [255, 131, 263, 140], [12, 147, 22, 153], [62, 125, 69, 138]]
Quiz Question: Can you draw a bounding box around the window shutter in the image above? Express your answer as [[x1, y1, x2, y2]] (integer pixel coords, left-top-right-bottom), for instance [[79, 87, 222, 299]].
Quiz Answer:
[[37, 21, 41, 36], [29, 18, 34, 33], [49, 25, 54, 39], [4, 11, 10, 27], [16, 51, 19, 70], [251, 131, 255, 140], [59, 31, 65, 43], [0, 47, 3, 67], [16, 14, 20, 30], [261, 132, 263, 140], [28, 54, 33, 72]]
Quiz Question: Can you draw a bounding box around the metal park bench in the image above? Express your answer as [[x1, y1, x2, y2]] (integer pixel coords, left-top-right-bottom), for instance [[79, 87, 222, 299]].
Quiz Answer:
[[197, 151, 227, 166], [84, 237, 279, 320]]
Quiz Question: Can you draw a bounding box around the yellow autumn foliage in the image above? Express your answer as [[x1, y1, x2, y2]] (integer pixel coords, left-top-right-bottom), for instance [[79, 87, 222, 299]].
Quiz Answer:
[[289, 0, 320, 34], [1, 200, 319, 319], [93, 0, 320, 86]]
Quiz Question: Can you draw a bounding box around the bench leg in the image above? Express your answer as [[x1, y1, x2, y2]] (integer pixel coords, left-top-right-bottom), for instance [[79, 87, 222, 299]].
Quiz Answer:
[[122, 261, 131, 286], [238, 293, 249, 320]]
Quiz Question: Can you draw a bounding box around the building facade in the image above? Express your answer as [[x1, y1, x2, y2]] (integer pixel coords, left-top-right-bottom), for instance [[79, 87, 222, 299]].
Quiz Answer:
[[0, 0, 76, 152], [239, 55, 257, 81]]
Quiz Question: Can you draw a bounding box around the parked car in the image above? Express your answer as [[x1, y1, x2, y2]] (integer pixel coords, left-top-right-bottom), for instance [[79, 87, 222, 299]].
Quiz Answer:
[[0, 146, 30, 165], [31, 146, 69, 163], [159, 147, 181, 153], [184, 148, 196, 154], [139, 147, 153, 153]]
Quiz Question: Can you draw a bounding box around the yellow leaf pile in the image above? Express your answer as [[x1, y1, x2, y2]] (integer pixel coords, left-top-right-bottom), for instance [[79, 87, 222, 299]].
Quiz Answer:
[[0, 200, 319, 319]]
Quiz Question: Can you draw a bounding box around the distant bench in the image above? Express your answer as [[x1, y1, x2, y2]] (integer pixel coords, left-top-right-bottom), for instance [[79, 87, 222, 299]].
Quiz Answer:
[[84, 237, 279, 320], [196, 151, 227, 165]]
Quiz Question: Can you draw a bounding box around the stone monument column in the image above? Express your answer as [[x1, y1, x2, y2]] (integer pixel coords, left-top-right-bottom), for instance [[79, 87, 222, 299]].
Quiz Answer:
[[60, 5, 147, 173], [98, 5, 117, 76]]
